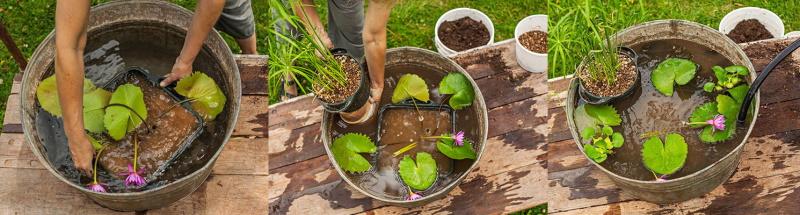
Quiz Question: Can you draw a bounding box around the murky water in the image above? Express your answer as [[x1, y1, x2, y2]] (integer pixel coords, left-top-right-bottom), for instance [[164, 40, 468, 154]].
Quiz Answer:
[[35, 24, 231, 192], [575, 39, 751, 181], [327, 64, 480, 200]]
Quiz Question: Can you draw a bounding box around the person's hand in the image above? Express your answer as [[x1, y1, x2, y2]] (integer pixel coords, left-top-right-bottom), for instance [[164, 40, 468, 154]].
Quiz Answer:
[[160, 58, 193, 87], [68, 134, 94, 176]]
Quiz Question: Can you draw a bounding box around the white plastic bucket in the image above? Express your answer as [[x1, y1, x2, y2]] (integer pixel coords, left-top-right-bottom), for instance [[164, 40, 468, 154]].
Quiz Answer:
[[515, 14, 548, 73], [719, 7, 784, 41], [785, 31, 800, 38], [434, 8, 494, 56]]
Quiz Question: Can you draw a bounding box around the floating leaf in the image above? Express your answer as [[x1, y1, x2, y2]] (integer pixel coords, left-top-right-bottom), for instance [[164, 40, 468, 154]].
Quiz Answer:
[[583, 144, 607, 163], [584, 104, 622, 126], [438, 73, 475, 110], [651, 58, 697, 96], [398, 152, 437, 190], [436, 138, 477, 160], [581, 127, 596, 141], [611, 132, 624, 148], [175, 72, 227, 121], [725, 65, 748, 76], [36, 75, 97, 117], [331, 133, 376, 173], [689, 102, 718, 128], [703, 82, 715, 93], [699, 122, 735, 143], [642, 133, 688, 175], [728, 85, 749, 104], [88, 135, 104, 151], [103, 84, 147, 141], [716, 95, 738, 120], [392, 74, 430, 103], [83, 88, 111, 133]]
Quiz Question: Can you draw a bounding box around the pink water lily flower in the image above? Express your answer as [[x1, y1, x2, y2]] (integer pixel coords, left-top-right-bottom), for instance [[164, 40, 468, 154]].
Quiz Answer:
[[87, 182, 107, 193], [406, 192, 422, 201], [452, 131, 465, 146], [121, 164, 146, 187], [706, 114, 726, 131]]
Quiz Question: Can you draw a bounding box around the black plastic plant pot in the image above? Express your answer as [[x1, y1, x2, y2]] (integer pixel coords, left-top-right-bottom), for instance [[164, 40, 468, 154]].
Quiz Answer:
[[577, 46, 641, 105], [105, 67, 205, 182], [375, 102, 457, 144], [319, 48, 371, 113]]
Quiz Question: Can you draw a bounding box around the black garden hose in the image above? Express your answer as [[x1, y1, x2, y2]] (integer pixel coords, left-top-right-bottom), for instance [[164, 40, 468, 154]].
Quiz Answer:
[[737, 38, 800, 125]]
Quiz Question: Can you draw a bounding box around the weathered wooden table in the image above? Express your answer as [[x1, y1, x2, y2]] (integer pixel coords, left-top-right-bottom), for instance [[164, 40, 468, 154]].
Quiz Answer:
[[268, 40, 548, 214], [547, 37, 800, 214], [0, 55, 268, 214]]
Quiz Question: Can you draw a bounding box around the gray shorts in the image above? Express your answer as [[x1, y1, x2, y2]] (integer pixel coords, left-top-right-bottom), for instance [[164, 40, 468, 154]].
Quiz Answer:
[[272, 0, 365, 61], [215, 0, 256, 39]]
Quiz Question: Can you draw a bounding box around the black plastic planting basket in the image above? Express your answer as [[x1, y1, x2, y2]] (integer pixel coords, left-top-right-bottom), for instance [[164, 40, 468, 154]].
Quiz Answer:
[[375, 101, 456, 143], [104, 67, 205, 182]]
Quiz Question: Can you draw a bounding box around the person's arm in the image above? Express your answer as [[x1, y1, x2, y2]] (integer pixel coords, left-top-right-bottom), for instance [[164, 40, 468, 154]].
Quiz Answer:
[[292, 0, 333, 49], [55, 0, 93, 175], [160, 0, 225, 87], [363, 0, 395, 98]]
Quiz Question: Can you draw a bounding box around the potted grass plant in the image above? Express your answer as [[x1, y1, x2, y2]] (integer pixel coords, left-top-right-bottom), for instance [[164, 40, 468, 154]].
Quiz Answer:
[[268, 0, 370, 113], [576, 30, 640, 104]]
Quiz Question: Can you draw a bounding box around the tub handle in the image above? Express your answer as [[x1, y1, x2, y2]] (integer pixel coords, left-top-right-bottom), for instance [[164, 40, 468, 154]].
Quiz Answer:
[[737, 38, 800, 125]]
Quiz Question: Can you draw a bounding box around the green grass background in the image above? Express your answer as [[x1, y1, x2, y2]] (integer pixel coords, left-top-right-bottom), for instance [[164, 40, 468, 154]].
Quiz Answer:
[[549, 0, 800, 78], [0, 0, 267, 129]]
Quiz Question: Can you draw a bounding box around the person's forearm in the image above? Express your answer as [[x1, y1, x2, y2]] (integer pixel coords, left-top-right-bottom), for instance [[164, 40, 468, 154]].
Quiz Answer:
[[178, 0, 225, 65], [55, 0, 90, 143], [292, 0, 332, 49], [364, 0, 396, 89]]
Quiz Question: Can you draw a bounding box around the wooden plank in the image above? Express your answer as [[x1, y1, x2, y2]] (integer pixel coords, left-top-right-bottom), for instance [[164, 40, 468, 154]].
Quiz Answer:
[[235, 55, 268, 96], [145, 174, 268, 215], [2, 93, 21, 133], [233, 95, 268, 138], [212, 137, 268, 175], [0, 133, 44, 170]]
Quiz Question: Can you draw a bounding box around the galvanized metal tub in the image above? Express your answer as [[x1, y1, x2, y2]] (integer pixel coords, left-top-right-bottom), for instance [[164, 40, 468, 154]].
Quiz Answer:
[[321, 47, 488, 207], [21, 0, 241, 211], [566, 20, 760, 203]]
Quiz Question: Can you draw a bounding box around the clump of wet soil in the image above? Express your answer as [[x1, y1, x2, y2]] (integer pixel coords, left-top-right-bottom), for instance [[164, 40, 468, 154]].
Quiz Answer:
[[578, 54, 636, 96], [727, 19, 774, 43], [519, 30, 547, 53], [438, 17, 490, 52], [315, 55, 361, 103]]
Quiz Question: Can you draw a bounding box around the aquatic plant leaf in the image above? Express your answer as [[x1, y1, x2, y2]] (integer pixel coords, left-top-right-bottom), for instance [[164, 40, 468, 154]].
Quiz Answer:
[[438, 73, 475, 110], [611, 132, 624, 148], [584, 104, 622, 126], [583, 144, 607, 163], [728, 85, 749, 104], [699, 121, 735, 143], [175, 72, 227, 121], [725, 65, 748, 75], [581, 127, 596, 141], [398, 152, 437, 190], [574, 105, 599, 130], [642, 133, 688, 175], [36, 75, 97, 117], [331, 133, 376, 173], [716, 95, 739, 120], [88, 135, 103, 151], [652, 58, 697, 96], [602, 125, 613, 136], [689, 102, 718, 128], [83, 88, 111, 133], [392, 74, 430, 103], [103, 84, 147, 141], [713, 66, 728, 83], [703, 82, 715, 93], [436, 138, 477, 160]]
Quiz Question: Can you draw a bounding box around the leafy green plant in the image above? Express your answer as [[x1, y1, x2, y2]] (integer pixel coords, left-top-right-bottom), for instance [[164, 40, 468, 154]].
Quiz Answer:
[[431, 131, 477, 160], [398, 152, 437, 191], [103, 84, 148, 141], [582, 36, 621, 86], [82, 88, 112, 133], [392, 74, 430, 103], [642, 133, 688, 179], [651, 58, 697, 96], [330, 133, 376, 173], [703, 66, 749, 93], [438, 73, 475, 110], [175, 72, 227, 121], [576, 104, 624, 163]]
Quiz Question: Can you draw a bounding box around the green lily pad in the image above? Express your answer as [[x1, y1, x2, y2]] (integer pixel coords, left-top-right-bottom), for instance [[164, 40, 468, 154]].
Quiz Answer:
[[36, 75, 97, 117], [717, 95, 739, 120], [642, 133, 688, 175], [584, 104, 622, 126], [331, 133, 376, 173], [438, 73, 475, 110], [103, 84, 147, 141], [689, 102, 718, 128], [436, 138, 477, 160], [398, 152, 437, 190], [175, 72, 227, 121], [651, 58, 697, 96], [611, 132, 624, 148], [83, 88, 112, 133], [88, 135, 104, 151], [392, 74, 429, 103], [728, 85, 749, 104], [583, 144, 607, 163]]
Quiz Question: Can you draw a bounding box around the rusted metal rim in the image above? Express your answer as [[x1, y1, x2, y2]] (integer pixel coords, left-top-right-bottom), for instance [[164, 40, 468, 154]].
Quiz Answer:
[[320, 47, 489, 206], [20, 0, 241, 198], [566, 20, 759, 191]]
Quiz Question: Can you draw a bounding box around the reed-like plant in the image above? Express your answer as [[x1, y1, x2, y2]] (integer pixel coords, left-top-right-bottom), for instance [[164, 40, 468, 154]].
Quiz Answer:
[[268, 0, 349, 102], [583, 35, 620, 85]]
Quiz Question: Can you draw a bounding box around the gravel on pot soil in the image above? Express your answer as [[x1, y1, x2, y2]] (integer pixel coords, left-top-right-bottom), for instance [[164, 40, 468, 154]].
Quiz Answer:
[[578, 54, 636, 97], [438, 17, 490, 52], [519, 30, 547, 54], [727, 19, 774, 43], [316, 55, 361, 103]]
